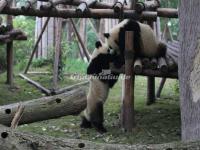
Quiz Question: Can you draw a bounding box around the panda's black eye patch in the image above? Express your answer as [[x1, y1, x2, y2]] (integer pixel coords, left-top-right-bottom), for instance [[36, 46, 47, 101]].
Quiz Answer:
[[109, 46, 113, 49]]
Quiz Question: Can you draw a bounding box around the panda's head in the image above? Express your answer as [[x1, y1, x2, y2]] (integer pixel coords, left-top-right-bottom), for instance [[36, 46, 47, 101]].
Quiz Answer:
[[90, 41, 115, 61], [87, 41, 121, 88], [104, 33, 120, 54], [88, 41, 115, 75]]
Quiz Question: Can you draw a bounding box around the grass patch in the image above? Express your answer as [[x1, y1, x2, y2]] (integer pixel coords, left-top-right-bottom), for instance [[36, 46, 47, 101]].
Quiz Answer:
[[0, 73, 180, 144]]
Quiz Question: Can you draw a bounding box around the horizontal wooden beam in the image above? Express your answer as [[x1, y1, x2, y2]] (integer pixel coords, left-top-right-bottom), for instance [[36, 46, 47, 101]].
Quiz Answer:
[[0, 7, 178, 19], [157, 8, 178, 18]]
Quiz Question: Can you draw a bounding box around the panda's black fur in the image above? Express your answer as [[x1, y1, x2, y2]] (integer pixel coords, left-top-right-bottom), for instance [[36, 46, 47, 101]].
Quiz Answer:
[[104, 19, 167, 64], [87, 53, 120, 88], [104, 20, 141, 59], [81, 41, 121, 133], [81, 20, 167, 133]]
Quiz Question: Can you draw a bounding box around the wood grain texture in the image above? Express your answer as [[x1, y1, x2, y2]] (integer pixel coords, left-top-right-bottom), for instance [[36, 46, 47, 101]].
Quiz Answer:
[[0, 88, 86, 126], [179, 0, 200, 141]]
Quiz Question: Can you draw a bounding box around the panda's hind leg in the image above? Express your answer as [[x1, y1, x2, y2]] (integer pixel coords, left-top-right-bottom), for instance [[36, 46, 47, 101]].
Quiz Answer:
[[90, 101, 107, 133], [80, 116, 92, 129]]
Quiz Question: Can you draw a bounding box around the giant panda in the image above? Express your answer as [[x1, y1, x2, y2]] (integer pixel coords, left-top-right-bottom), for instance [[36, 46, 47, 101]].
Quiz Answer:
[[104, 19, 166, 62], [80, 41, 121, 133]]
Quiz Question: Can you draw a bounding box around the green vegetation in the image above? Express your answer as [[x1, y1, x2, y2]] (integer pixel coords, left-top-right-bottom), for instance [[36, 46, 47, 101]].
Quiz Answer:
[[0, 0, 180, 145], [0, 72, 180, 144]]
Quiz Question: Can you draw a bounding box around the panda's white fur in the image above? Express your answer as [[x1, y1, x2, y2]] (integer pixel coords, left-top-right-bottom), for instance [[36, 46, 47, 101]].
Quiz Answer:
[[84, 41, 110, 121], [83, 78, 109, 122], [104, 19, 165, 58], [81, 41, 115, 133], [90, 42, 111, 60]]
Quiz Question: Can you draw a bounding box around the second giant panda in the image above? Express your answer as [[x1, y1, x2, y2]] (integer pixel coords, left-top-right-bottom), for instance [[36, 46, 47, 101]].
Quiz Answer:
[[81, 41, 121, 133], [104, 19, 166, 61]]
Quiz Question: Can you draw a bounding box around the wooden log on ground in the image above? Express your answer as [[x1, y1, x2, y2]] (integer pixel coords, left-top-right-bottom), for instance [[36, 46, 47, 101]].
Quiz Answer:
[[1, 127, 200, 150], [19, 73, 51, 95], [0, 88, 86, 126], [53, 81, 89, 95], [158, 57, 168, 73], [134, 58, 142, 74], [156, 78, 166, 98], [121, 31, 135, 131]]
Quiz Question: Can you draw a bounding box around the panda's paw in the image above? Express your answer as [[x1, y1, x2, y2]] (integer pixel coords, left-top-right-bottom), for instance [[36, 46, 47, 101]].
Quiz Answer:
[[93, 123, 107, 134], [80, 116, 92, 128], [96, 126, 107, 134]]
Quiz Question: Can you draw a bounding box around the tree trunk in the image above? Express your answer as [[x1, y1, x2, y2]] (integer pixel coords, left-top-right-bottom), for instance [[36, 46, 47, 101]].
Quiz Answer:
[[179, 0, 200, 141], [0, 88, 86, 126]]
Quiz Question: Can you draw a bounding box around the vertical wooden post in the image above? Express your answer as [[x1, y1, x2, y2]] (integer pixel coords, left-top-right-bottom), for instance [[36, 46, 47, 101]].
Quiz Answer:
[[121, 31, 135, 131], [6, 1, 13, 86], [147, 21, 156, 105], [53, 18, 62, 89], [147, 77, 155, 105]]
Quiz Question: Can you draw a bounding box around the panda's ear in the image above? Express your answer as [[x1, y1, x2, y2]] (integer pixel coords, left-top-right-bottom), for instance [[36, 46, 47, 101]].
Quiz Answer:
[[95, 41, 102, 48], [104, 33, 110, 39]]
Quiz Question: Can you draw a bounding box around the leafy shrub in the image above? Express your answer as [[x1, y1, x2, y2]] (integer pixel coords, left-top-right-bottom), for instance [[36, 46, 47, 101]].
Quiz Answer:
[[32, 58, 52, 68], [13, 16, 35, 65]]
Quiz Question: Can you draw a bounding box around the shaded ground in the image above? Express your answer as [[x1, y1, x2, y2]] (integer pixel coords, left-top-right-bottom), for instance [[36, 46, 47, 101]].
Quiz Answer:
[[0, 73, 180, 144]]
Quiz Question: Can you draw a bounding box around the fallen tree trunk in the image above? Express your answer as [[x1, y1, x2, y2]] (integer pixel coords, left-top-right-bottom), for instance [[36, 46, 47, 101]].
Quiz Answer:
[[0, 127, 200, 150], [0, 88, 86, 126]]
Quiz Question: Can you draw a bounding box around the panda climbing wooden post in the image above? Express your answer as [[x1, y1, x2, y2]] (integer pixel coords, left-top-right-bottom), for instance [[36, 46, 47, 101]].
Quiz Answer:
[[121, 31, 135, 131]]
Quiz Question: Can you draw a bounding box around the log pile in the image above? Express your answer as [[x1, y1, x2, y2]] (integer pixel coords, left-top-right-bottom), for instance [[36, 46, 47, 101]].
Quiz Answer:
[[0, 0, 178, 19], [110, 40, 179, 79]]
